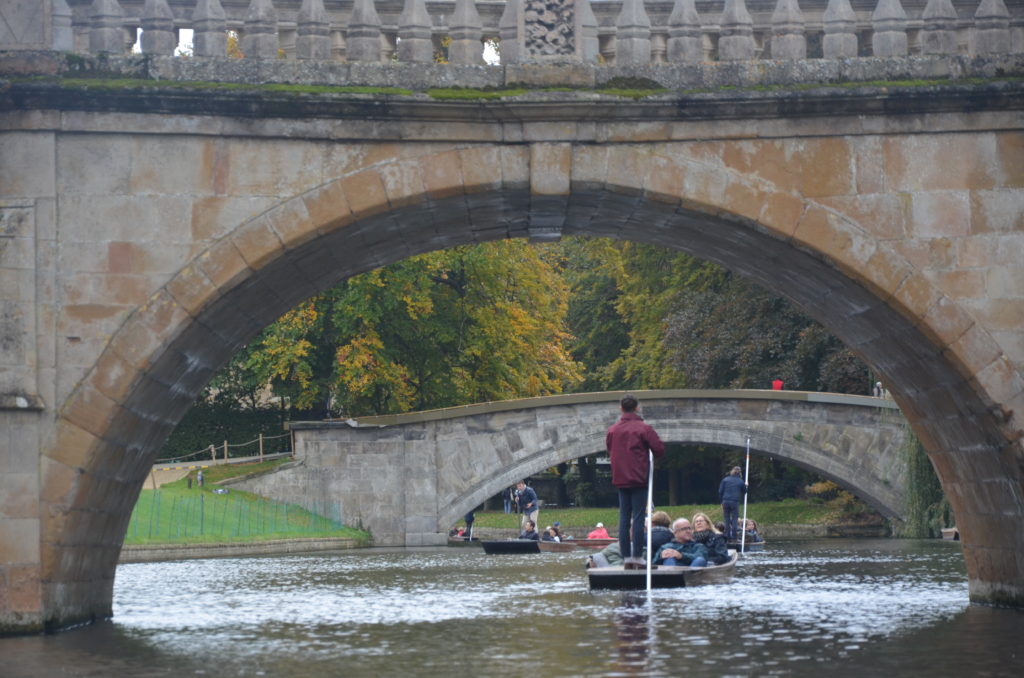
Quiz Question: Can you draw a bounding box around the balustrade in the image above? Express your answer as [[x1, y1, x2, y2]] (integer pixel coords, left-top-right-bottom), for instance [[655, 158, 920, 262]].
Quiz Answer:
[[3, 0, 1021, 64]]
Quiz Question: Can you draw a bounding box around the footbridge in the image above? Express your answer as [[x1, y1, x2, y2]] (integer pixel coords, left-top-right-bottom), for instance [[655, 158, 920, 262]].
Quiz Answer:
[[232, 390, 908, 545], [2, 0, 1024, 633]]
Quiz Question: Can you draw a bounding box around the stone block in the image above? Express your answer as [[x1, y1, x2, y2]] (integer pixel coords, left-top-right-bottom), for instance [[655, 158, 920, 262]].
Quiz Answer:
[[459, 146, 504, 194], [0, 133, 55, 199], [339, 170, 390, 219], [129, 137, 214, 195], [970, 190, 1024, 234], [55, 135, 130, 197], [499, 147, 531, 190], [107, 290, 190, 371], [303, 180, 354, 236], [530, 143, 572, 197], [378, 159, 428, 209], [418, 150, 465, 200], [198, 239, 253, 292], [0, 518, 40, 563], [224, 140, 324, 198], [191, 196, 279, 243], [230, 215, 286, 271]]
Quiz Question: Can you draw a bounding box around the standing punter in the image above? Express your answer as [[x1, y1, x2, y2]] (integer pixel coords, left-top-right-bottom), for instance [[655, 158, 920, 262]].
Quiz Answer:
[[719, 466, 746, 540], [606, 394, 665, 566]]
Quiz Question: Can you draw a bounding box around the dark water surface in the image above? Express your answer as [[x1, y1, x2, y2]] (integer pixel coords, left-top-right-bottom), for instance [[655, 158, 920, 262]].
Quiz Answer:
[[4, 539, 1023, 677]]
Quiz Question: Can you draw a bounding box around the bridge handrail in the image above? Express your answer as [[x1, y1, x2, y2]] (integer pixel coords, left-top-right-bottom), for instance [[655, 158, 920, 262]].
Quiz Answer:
[[29, 1, 1024, 64], [292, 388, 901, 428]]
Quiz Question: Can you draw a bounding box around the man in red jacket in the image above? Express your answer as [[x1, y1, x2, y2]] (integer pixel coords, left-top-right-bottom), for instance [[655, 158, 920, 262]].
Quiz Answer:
[[606, 394, 665, 565]]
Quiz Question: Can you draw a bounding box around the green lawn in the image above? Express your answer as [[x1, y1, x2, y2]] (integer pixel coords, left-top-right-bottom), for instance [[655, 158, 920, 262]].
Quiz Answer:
[[124, 470, 369, 546]]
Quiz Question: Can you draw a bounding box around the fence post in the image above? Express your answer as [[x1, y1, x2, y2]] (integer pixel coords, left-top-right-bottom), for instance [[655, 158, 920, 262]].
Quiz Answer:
[[259, 433, 264, 462], [223, 440, 228, 461], [210, 444, 216, 461]]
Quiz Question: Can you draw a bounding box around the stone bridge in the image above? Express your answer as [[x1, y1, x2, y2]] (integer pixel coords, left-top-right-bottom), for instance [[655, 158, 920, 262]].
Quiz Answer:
[[230, 390, 908, 545], [2, 0, 1024, 633]]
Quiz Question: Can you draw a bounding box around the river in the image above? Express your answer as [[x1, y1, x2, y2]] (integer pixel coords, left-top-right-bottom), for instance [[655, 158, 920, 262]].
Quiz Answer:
[[3, 538, 1023, 676]]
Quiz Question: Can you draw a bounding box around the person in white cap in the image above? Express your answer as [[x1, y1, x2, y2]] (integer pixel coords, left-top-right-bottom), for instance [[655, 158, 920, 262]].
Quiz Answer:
[[587, 522, 610, 539]]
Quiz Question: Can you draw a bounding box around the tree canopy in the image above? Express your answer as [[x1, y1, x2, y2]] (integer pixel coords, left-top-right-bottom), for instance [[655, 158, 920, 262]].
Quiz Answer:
[[225, 240, 583, 418]]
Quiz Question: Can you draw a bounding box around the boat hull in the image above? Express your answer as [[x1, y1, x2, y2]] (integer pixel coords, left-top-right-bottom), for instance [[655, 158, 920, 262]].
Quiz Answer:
[[587, 551, 738, 590], [447, 537, 482, 547], [726, 540, 765, 552], [537, 540, 576, 552], [481, 539, 540, 554], [565, 538, 616, 549]]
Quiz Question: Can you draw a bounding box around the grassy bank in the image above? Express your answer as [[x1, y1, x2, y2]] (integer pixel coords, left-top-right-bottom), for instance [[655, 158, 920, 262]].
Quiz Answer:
[[460, 499, 877, 534], [125, 466, 369, 546]]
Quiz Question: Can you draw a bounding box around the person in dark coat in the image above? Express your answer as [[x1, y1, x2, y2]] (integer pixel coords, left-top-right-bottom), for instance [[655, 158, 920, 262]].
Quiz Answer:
[[586, 511, 674, 569], [517, 480, 539, 528], [519, 520, 540, 541], [606, 394, 665, 564], [653, 519, 709, 567], [718, 466, 746, 540], [692, 512, 730, 565]]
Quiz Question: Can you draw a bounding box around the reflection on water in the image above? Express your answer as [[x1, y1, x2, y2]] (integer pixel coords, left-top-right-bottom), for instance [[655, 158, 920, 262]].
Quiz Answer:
[[3, 539, 1023, 677]]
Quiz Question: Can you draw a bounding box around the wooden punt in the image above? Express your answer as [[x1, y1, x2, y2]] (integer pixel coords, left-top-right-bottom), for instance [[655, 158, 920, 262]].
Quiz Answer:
[[537, 540, 577, 553], [564, 538, 616, 550], [726, 539, 766, 553], [481, 539, 541, 554], [941, 527, 960, 541], [587, 550, 738, 590], [447, 537, 482, 547]]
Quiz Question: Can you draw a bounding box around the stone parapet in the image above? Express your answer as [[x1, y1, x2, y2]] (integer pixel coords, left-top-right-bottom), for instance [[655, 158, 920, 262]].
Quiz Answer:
[[3, 1, 1022, 63], [1, 49, 1022, 96]]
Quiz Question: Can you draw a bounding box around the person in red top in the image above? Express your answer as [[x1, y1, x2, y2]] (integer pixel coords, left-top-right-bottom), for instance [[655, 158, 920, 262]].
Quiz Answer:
[[606, 394, 666, 564], [587, 522, 610, 539], [772, 378, 784, 390]]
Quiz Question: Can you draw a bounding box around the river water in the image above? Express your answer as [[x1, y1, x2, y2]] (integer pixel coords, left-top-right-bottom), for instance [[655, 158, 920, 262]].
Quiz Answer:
[[4, 538, 1023, 677]]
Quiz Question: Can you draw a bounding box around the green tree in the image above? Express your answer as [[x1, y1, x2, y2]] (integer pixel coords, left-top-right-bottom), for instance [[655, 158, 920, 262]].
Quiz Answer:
[[559, 237, 631, 391], [239, 240, 583, 417]]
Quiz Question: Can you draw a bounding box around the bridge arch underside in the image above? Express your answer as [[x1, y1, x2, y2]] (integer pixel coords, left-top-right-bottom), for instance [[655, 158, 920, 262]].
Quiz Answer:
[[48, 180, 1021, 626]]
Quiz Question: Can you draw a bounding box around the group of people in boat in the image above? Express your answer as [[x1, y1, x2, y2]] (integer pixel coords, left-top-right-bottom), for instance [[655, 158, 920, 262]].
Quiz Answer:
[[585, 510, 748, 569], [519, 520, 569, 542], [601, 393, 764, 569]]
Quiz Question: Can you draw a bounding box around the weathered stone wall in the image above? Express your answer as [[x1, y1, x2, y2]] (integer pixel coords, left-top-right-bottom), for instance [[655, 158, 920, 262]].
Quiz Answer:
[[237, 392, 907, 546], [0, 55, 1022, 630]]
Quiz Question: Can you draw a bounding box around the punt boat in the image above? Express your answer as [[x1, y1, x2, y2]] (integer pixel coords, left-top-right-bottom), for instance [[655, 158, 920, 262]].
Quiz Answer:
[[587, 550, 738, 590]]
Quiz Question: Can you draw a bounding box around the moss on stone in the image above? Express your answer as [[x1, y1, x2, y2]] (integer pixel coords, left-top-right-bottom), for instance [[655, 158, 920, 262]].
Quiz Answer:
[[426, 87, 529, 99]]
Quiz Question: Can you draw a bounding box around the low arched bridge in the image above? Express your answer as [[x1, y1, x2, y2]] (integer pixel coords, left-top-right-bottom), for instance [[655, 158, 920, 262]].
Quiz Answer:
[[232, 390, 907, 546]]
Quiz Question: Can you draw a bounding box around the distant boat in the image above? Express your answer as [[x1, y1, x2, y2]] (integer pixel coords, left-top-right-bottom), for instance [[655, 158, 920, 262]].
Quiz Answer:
[[726, 539, 766, 553], [447, 536, 482, 547], [481, 539, 540, 554], [537, 540, 576, 553], [564, 537, 616, 549], [941, 527, 960, 541], [587, 550, 738, 590]]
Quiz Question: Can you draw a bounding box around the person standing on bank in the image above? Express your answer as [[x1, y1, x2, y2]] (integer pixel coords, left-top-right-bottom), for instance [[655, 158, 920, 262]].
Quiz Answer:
[[517, 480, 539, 528], [606, 394, 665, 566], [719, 466, 746, 541]]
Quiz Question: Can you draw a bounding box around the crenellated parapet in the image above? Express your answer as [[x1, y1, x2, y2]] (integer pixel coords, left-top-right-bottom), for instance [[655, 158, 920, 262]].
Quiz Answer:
[[1, 0, 1020, 64]]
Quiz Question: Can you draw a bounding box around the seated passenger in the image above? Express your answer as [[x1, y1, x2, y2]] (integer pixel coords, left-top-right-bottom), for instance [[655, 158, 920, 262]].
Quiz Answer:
[[587, 522, 610, 539], [691, 512, 730, 565], [653, 519, 709, 567], [744, 519, 764, 543], [541, 525, 561, 542], [586, 511, 673, 568], [519, 520, 540, 541]]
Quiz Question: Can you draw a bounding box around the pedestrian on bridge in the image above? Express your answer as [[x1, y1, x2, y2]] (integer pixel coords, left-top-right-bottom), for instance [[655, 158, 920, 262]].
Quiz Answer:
[[606, 394, 665, 567]]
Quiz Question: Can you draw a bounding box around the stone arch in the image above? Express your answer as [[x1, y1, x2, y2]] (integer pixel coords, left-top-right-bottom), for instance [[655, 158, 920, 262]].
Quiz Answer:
[[40, 142, 1024, 624]]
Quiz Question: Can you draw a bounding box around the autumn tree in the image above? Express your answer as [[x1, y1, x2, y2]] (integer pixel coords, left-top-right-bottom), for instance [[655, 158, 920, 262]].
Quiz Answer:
[[238, 240, 583, 418]]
